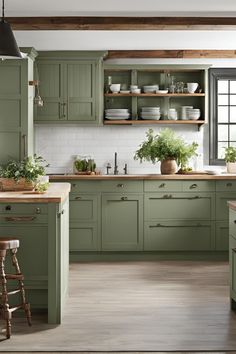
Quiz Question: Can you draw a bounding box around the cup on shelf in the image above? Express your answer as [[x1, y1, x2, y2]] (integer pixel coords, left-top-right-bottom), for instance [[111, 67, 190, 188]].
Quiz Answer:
[[110, 84, 121, 93], [168, 108, 178, 120], [187, 82, 198, 93]]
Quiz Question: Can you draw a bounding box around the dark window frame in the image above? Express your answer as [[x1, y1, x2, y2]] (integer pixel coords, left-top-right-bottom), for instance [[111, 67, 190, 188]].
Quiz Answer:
[[209, 68, 236, 165]]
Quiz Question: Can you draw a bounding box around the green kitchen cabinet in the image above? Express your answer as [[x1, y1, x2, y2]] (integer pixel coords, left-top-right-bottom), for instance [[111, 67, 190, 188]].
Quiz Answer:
[[102, 193, 143, 251], [229, 208, 236, 308], [0, 47, 37, 164], [35, 51, 107, 124], [216, 222, 229, 251]]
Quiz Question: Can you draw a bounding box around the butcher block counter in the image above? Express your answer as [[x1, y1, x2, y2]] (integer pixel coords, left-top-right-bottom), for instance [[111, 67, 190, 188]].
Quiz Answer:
[[0, 183, 70, 324]]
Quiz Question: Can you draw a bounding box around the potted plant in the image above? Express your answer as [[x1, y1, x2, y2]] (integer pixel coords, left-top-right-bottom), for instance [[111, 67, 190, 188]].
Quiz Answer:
[[0, 155, 49, 191], [224, 146, 236, 173], [134, 128, 198, 174]]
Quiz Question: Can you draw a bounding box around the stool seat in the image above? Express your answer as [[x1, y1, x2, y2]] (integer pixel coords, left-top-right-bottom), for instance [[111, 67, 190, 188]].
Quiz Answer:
[[0, 238, 19, 250]]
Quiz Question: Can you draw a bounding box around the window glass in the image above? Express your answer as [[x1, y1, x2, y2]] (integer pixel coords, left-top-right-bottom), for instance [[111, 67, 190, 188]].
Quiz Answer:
[[218, 80, 228, 93], [230, 107, 236, 122], [218, 106, 228, 123], [218, 125, 228, 141], [230, 125, 236, 141], [218, 94, 228, 105], [230, 80, 236, 93]]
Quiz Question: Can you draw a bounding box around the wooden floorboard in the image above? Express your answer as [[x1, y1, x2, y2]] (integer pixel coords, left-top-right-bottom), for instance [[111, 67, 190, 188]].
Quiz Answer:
[[0, 261, 236, 352]]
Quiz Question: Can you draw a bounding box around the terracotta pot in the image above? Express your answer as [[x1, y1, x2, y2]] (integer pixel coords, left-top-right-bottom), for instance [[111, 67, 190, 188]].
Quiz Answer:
[[160, 159, 178, 175], [0, 178, 34, 191]]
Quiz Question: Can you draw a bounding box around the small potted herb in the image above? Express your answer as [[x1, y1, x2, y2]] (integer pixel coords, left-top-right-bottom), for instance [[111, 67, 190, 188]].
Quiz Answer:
[[134, 128, 198, 174], [0, 155, 49, 191], [225, 146, 236, 173]]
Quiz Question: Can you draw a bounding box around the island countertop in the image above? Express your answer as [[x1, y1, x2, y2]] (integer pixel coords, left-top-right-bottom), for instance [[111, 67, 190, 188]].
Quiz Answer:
[[228, 201, 236, 211], [0, 182, 71, 203], [48, 173, 236, 181]]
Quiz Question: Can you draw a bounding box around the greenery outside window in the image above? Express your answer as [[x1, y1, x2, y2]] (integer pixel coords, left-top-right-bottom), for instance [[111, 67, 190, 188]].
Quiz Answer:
[[209, 68, 236, 165]]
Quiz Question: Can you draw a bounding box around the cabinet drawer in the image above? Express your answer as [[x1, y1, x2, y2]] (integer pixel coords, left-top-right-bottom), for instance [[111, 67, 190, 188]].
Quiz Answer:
[[0, 214, 47, 224], [70, 181, 101, 193], [216, 180, 236, 192], [216, 222, 229, 251], [70, 224, 98, 251], [145, 193, 215, 220], [101, 180, 143, 193], [70, 194, 99, 222], [144, 221, 213, 251], [216, 193, 236, 220], [0, 203, 48, 215], [144, 180, 182, 192], [182, 181, 215, 192]]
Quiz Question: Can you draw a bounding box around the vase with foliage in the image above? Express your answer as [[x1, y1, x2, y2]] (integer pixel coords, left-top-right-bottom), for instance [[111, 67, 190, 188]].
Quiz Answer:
[[225, 146, 236, 173], [134, 128, 198, 174], [0, 155, 49, 191]]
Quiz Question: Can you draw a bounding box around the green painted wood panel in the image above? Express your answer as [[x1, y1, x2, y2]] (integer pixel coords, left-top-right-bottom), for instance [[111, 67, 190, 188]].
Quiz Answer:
[[0, 203, 48, 214], [0, 132, 20, 163], [0, 100, 21, 130], [101, 180, 143, 193], [69, 194, 98, 222], [216, 192, 236, 221], [70, 180, 101, 193], [182, 180, 215, 192], [215, 221, 229, 251], [144, 180, 182, 192], [229, 208, 236, 237], [70, 224, 98, 251], [102, 193, 143, 251], [145, 192, 215, 220], [144, 220, 214, 251], [216, 180, 236, 192], [229, 234, 236, 302], [0, 64, 21, 95]]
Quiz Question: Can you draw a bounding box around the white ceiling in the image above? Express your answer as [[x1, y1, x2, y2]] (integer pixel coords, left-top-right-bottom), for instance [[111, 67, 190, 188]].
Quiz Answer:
[[6, 0, 236, 17]]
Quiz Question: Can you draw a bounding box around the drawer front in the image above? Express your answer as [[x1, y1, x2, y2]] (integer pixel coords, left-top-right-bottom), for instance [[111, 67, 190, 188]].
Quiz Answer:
[[145, 193, 214, 220], [144, 180, 182, 192], [216, 193, 236, 221], [101, 180, 143, 193], [70, 194, 99, 222], [216, 180, 236, 192], [70, 181, 101, 193], [144, 221, 213, 251], [229, 209, 236, 237], [215, 222, 229, 251], [0, 214, 47, 224], [182, 181, 215, 192], [0, 203, 48, 215], [70, 224, 98, 251]]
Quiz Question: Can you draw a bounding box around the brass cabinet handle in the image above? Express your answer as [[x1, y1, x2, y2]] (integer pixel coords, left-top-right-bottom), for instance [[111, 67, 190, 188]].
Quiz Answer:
[[227, 182, 233, 187], [117, 184, 124, 188], [121, 197, 128, 201], [159, 183, 166, 188], [149, 223, 205, 228], [232, 248, 236, 252], [149, 196, 201, 200], [5, 205, 11, 211], [22, 134, 27, 158], [5, 216, 36, 222], [75, 196, 82, 200], [62, 103, 66, 118], [72, 184, 76, 187], [35, 207, 41, 214], [190, 183, 198, 189]]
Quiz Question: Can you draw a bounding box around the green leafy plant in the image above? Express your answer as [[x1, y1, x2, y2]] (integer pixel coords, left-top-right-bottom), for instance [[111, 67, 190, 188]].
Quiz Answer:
[[134, 128, 198, 171], [74, 158, 96, 172], [34, 181, 50, 193], [0, 155, 49, 182], [224, 146, 236, 163]]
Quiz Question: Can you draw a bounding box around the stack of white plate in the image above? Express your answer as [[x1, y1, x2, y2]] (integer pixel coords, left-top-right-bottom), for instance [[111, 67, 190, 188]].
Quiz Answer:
[[140, 107, 161, 120], [105, 108, 130, 120], [180, 106, 193, 120], [143, 85, 159, 93], [187, 108, 201, 120]]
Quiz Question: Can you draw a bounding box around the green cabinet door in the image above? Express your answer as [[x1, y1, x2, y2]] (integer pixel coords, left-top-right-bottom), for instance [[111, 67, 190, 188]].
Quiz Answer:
[[102, 193, 143, 251], [215, 221, 229, 251], [36, 61, 65, 121], [229, 235, 236, 306]]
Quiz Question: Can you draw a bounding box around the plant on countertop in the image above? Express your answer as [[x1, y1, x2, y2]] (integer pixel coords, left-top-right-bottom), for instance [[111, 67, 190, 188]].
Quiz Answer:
[[0, 155, 49, 182], [134, 128, 198, 174], [224, 146, 236, 163], [74, 158, 96, 174]]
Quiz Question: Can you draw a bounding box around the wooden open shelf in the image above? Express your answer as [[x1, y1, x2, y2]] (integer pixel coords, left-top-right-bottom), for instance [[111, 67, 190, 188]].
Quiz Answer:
[[103, 119, 205, 127], [104, 93, 205, 97]]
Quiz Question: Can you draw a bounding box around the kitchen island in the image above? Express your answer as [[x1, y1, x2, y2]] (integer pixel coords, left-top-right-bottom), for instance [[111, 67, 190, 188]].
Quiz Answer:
[[0, 182, 70, 324]]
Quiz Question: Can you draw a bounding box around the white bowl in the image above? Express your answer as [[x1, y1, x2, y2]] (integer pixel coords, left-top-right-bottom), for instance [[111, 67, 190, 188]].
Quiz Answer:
[[156, 90, 168, 94], [187, 82, 198, 93], [110, 84, 121, 93], [131, 88, 141, 94]]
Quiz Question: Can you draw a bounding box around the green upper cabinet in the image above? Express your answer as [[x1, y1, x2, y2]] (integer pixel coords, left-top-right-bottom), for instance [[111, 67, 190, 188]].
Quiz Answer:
[[35, 51, 107, 124], [0, 47, 37, 165]]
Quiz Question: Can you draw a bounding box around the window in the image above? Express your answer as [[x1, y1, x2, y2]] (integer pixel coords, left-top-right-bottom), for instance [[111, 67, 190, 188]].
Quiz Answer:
[[209, 68, 236, 165]]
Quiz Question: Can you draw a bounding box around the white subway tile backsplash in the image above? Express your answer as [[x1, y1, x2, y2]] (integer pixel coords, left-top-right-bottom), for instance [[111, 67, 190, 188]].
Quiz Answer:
[[35, 124, 204, 175]]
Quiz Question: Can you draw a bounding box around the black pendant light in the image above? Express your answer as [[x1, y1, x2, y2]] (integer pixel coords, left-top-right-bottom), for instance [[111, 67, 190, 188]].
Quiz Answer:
[[0, 0, 22, 59]]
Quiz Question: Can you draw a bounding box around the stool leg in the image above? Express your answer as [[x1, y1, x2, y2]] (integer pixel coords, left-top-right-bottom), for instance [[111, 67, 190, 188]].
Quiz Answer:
[[11, 249, 32, 327], [0, 250, 11, 339]]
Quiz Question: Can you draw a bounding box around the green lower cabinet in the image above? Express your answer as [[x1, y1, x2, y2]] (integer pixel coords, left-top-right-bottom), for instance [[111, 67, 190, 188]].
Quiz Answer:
[[70, 223, 98, 251], [70, 193, 99, 222], [145, 192, 215, 220], [229, 234, 236, 306], [102, 193, 143, 251], [144, 220, 214, 251], [215, 222, 229, 251], [216, 192, 236, 221]]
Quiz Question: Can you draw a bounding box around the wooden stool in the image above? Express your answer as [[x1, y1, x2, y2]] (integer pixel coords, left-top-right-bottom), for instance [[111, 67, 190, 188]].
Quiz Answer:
[[0, 237, 31, 338]]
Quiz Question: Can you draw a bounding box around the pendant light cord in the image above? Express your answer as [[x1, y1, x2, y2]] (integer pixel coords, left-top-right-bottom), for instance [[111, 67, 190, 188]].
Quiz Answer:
[[2, 0, 5, 21]]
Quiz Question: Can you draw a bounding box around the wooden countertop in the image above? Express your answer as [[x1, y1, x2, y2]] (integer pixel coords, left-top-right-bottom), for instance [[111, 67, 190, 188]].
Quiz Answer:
[[0, 183, 71, 203], [228, 201, 236, 211], [49, 173, 236, 181]]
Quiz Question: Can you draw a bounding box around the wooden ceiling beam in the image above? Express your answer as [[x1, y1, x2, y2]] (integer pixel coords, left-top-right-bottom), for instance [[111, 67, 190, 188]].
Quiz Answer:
[[8, 16, 236, 30], [107, 50, 236, 59]]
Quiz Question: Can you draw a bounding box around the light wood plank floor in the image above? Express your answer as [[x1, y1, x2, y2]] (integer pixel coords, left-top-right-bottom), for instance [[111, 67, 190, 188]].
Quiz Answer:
[[1, 261, 236, 352]]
